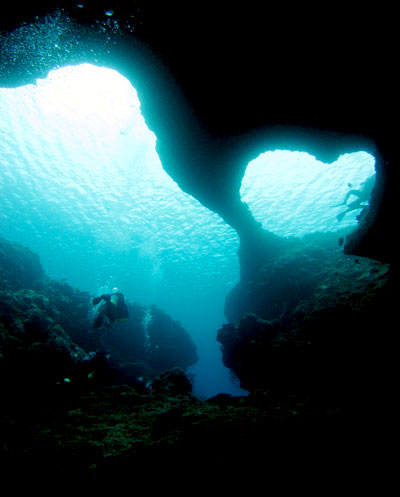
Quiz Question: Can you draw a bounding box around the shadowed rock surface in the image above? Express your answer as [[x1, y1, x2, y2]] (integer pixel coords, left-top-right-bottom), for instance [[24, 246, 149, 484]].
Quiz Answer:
[[1, 236, 394, 482], [1, 238, 202, 481], [221, 232, 393, 403]]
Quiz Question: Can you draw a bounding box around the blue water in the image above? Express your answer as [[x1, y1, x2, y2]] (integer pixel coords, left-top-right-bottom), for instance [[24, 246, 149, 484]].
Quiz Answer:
[[241, 150, 375, 237], [0, 64, 375, 397]]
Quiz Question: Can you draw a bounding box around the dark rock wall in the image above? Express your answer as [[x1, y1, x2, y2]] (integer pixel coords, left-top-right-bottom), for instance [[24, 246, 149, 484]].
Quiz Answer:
[[100, 303, 198, 381], [0, 237, 198, 404], [219, 254, 392, 400], [0, 238, 44, 291]]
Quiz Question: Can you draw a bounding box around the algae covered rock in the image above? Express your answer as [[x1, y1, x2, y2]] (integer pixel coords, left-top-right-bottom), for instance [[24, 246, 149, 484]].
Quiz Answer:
[[146, 305, 198, 374], [0, 287, 87, 403], [152, 367, 193, 396], [0, 237, 199, 403], [219, 252, 392, 403], [225, 231, 379, 324], [0, 238, 44, 291]]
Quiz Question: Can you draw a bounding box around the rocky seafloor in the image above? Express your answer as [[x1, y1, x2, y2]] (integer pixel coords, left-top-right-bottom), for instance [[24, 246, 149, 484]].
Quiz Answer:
[[0, 234, 394, 483]]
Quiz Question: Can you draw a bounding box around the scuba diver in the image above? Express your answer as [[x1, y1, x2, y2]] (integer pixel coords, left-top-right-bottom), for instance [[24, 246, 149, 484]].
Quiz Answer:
[[335, 173, 376, 222], [91, 289, 129, 329]]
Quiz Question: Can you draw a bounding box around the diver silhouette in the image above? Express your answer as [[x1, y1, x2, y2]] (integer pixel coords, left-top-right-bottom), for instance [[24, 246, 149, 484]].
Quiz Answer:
[[335, 174, 376, 222], [92, 290, 129, 329]]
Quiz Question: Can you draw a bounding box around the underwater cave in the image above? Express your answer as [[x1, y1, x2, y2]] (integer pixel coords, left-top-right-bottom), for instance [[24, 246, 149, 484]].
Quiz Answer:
[[0, 60, 378, 397], [0, 3, 395, 481]]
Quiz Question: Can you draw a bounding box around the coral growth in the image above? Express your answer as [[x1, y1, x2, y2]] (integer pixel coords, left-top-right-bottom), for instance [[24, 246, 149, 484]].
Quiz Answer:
[[0, 237, 198, 403], [1, 235, 394, 480], [219, 233, 392, 404]]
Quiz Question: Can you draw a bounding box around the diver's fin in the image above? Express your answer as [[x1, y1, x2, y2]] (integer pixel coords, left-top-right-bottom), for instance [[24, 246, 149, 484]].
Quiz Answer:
[[336, 211, 346, 222]]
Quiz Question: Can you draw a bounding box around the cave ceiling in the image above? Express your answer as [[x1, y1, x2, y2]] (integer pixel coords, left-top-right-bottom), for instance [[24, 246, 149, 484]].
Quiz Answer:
[[0, 2, 396, 261]]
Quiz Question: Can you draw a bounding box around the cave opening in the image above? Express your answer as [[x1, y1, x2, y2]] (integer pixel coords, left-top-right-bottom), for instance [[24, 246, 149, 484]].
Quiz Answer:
[[0, 9, 382, 401], [240, 149, 376, 239], [0, 63, 241, 398], [0, 56, 380, 401]]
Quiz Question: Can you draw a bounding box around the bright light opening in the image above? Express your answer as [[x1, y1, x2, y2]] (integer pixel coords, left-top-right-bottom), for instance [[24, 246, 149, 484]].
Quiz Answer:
[[240, 150, 376, 238], [0, 63, 239, 295], [0, 63, 240, 397]]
